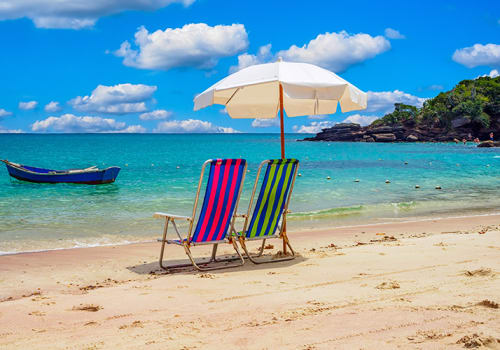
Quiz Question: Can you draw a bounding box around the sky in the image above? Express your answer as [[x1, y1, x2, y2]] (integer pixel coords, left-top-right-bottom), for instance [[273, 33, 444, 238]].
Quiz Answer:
[[0, 0, 499, 134]]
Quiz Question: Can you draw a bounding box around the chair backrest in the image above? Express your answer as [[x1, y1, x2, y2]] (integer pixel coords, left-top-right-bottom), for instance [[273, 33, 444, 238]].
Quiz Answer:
[[246, 159, 299, 239], [190, 159, 247, 243]]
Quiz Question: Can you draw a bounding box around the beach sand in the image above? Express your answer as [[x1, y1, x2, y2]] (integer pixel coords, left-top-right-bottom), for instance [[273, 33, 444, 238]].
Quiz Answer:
[[1, 214, 499, 349]]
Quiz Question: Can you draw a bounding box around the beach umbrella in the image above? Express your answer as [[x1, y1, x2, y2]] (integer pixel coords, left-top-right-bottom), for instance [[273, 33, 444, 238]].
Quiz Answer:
[[194, 58, 367, 158]]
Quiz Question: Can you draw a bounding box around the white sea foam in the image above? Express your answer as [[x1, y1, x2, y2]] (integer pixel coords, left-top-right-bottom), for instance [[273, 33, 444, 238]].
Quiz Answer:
[[0, 239, 155, 256]]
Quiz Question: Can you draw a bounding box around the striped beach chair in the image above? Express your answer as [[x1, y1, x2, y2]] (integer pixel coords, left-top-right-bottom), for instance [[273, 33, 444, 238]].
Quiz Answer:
[[153, 159, 247, 272], [236, 159, 299, 264]]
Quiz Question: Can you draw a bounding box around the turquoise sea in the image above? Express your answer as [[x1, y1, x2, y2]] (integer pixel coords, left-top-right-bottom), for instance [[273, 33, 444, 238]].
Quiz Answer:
[[0, 133, 499, 254]]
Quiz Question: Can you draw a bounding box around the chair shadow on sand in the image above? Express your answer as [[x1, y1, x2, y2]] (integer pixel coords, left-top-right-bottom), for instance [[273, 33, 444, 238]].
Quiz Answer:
[[127, 251, 306, 276]]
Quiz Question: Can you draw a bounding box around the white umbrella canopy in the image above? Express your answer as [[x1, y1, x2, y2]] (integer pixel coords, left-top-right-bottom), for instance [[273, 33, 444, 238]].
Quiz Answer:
[[194, 59, 367, 157]]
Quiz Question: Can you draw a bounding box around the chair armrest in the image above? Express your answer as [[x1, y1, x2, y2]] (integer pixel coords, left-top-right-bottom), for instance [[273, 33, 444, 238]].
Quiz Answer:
[[153, 212, 192, 221]]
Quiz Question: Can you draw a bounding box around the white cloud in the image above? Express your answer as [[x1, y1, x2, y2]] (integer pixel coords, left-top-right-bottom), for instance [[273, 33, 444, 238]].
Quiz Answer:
[[384, 28, 405, 39], [0, 126, 23, 133], [19, 101, 38, 110], [367, 90, 426, 114], [114, 23, 248, 70], [114, 125, 146, 133], [479, 69, 499, 78], [293, 121, 336, 134], [44, 101, 62, 112], [0, 0, 195, 29], [231, 31, 389, 73], [139, 109, 172, 120], [277, 31, 390, 72], [0, 108, 13, 118], [342, 114, 379, 126], [251, 118, 280, 128], [452, 43, 500, 68], [293, 114, 379, 133], [69, 83, 157, 114], [230, 44, 272, 73], [153, 119, 239, 133], [31, 113, 144, 133]]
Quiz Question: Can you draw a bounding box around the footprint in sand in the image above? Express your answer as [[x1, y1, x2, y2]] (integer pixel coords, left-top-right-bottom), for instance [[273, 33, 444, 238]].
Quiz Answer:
[[408, 330, 452, 343], [456, 333, 500, 348], [375, 281, 400, 290], [72, 304, 102, 312], [476, 300, 499, 309], [119, 320, 144, 329], [28, 310, 45, 316], [464, 268, 496, 277]]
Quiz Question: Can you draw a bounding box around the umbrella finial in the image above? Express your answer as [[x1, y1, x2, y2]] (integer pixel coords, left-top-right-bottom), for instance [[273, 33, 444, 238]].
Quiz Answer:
[[277, 57, 283, 62]]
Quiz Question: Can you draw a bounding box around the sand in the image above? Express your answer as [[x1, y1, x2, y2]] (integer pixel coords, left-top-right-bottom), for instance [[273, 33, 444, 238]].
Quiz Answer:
[[1, 214, 499, 349]]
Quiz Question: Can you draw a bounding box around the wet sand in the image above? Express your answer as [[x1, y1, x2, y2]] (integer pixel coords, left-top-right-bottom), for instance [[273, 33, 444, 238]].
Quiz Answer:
[[0, 214, 499, 349]]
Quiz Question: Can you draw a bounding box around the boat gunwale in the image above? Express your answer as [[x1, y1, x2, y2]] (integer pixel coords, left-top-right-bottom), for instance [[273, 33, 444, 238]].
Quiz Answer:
[[1, 160, 118, 176]]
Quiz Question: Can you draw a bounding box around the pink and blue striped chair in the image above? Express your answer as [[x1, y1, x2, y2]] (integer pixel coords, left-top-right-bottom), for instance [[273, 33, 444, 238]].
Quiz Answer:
[[236, 159, 299, 264], [153, 159, 247, 271]]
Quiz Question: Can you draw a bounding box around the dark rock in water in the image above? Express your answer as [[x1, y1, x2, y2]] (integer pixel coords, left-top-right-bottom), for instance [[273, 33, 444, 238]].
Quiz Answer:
[[478, 141, 500, 147], [372, 133, 396, 142], [406, 134, 418, 142], [300, 123, 363, 142]]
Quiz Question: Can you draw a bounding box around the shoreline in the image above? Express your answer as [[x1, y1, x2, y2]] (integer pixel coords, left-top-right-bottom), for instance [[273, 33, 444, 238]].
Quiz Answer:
[[1, 210, 499, 257]]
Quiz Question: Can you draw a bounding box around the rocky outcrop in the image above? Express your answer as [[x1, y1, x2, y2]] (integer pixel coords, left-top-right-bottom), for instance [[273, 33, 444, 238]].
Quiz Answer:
[[301, 118, 499, 144], [302, 76, 500, 144], [477, 141, 500, 147]]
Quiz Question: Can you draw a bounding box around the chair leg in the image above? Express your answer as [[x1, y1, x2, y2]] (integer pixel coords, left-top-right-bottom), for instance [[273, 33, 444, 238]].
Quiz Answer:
[[282, 232, 295, 256], [256, 239, 266, 257], [183, 241, 245, 272], [158, 218, 212, 271], [159, 218, 170, 271], [210, 244, 218, 262], [239, 236, 295, 265]]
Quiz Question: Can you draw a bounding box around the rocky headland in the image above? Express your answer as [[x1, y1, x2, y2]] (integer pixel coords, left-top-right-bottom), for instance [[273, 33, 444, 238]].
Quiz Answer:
[[302, 76, 499, 146]]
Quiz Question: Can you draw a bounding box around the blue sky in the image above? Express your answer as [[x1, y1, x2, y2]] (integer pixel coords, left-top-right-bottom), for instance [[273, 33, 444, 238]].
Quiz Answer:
[[0, 0, 498, 133]]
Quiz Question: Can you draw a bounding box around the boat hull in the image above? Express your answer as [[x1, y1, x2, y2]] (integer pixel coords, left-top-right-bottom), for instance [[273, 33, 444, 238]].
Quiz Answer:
[[2, 161, 120, 185]]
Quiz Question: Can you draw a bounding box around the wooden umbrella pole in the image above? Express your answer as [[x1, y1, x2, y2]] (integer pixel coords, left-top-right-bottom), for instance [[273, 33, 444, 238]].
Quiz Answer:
[[279, 83, 287, 254], [279, 84, 285, 160]]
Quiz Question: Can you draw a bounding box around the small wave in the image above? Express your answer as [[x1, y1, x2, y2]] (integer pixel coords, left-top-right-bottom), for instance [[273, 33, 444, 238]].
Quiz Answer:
[[0, 239, 155, 256], [494, 156, 500, 158], [289, 205, 365, 220], [391, 201, 417, 210]]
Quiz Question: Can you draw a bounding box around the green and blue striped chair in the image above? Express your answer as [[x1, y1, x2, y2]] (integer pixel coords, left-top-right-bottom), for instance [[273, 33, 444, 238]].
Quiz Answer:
[[236, 159, 299, 264]]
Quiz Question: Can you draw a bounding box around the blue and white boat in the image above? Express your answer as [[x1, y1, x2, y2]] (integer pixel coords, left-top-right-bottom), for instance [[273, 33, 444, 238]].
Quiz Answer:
[[1, 160, 120, 184]]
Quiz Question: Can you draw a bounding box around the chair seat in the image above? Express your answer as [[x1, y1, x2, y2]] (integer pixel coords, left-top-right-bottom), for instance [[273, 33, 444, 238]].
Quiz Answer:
[[235, 231, 280, 241]]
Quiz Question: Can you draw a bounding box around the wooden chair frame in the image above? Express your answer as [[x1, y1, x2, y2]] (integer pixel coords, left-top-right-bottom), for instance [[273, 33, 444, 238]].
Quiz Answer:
[[154, 159, 247, 272], [236, 159, 299, 264]]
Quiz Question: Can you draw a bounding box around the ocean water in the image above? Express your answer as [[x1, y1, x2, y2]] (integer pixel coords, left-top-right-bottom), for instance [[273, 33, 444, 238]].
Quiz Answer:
[[0, 133, 499, 254]]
